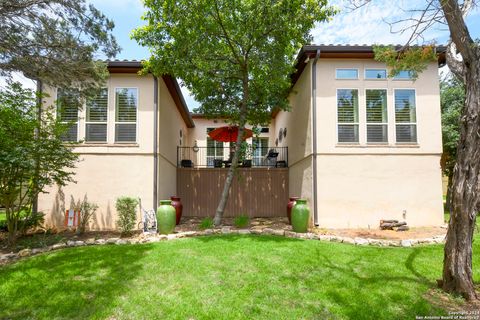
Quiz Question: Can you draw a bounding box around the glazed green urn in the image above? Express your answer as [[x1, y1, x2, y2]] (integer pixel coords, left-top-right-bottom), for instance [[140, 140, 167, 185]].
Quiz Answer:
[[291, 199, 310, 233], [156, 200, 176, 234]]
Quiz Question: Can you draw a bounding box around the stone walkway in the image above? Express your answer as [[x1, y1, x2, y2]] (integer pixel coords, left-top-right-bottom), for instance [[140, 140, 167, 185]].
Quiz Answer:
[[0, 217, 447, 265]]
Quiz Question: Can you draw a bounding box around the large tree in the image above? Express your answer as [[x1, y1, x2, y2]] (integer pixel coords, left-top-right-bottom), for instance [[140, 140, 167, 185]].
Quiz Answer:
[[354, 0, 480, 300], [133, 0, 336, 225], [0, 0, 120, 95]]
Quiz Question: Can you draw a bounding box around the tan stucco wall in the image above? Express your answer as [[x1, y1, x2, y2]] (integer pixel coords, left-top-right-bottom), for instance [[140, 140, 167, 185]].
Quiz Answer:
[[39, 74, 189, 230], [316, 154, 444, 228], [157, 78, 189, 202], [275, 60, 313, 207]]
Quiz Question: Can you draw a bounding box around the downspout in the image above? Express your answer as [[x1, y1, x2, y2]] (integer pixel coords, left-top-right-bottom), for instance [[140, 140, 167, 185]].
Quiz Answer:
[[312, 50, 320, 226], [153, 76, 159, 209], [32, 79, 43, 214]]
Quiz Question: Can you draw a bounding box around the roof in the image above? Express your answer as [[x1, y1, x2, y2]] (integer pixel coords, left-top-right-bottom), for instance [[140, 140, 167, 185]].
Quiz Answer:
[[106, 60, 194, 128], [291, 44, 447, 86]]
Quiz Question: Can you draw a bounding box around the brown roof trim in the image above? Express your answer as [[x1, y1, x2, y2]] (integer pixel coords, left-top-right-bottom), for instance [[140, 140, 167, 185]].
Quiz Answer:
[[291, 44, 447, 86], [106, 61, 194, 128]]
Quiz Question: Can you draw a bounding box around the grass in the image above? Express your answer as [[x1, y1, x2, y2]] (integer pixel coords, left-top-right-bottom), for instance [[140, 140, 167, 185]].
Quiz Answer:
[[1, 235, 479, 319]]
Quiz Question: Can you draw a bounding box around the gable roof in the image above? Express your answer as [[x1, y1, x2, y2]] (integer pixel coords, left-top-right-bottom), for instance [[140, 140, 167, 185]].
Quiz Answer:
[[107, 60, 194, 128], [291, 44, 447, 86]]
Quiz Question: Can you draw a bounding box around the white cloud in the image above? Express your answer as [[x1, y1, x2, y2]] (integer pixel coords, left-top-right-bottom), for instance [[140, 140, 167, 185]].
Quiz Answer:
[[313, 0, 449, 45]]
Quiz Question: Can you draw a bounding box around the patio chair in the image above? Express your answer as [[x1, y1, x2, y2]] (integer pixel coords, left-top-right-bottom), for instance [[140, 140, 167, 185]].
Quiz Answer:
[[213, 159, 223, 168], [266, 149, 279, 167], [181, 159, 194, 168]]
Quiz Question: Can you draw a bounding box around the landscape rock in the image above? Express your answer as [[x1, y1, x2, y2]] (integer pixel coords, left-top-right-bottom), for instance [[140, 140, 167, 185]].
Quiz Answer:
[[106, 238, 120, 244], [95, 239, 106, 245], [272, 229, 285, 236], [85, 238, 96, 245], [250, 228, 263, 235], [237, 229, 251, 235], [1, 253, 17, 260], [354, 238, 369, 246], [262, 228, 274, 235], [74, 241, 85, 246], [52, 243, 67, 250], [343, 237, 355, 244], [401, 239, 412, 247], [204, 229, 214, 235], [318, 235, 332, 241], [18, 248, 32, 257], [221, 227, 231, 234], [115, 239, 127, 245], [284, 231, 296, 238], [167, 234, 177, 240], [66, 240, 76, 247]]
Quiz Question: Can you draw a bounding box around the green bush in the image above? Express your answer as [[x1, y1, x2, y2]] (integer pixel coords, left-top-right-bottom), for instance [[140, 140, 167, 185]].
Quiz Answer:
[[199, 217, 214, 230], [234, 214, 249, 228], [19, 211, 45, 234], [116, 197, 139, 235]]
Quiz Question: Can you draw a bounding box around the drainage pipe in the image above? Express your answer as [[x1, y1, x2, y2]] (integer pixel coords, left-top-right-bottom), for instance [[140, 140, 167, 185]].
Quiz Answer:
[[312, 50, 320, 226], [153, 76, 159, 209]]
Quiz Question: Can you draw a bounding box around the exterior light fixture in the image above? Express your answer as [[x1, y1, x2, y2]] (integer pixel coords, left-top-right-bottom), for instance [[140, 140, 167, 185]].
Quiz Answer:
[[192, 140, 199, 153]]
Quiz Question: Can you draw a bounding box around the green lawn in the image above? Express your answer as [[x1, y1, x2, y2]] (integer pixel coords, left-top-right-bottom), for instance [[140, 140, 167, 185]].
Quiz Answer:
[[1, 235, 478, 320]]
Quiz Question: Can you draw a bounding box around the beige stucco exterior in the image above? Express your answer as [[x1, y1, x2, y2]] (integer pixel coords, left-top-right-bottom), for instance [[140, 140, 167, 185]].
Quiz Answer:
[[39, 73, 189, 230], [38, 49, 444, 231]]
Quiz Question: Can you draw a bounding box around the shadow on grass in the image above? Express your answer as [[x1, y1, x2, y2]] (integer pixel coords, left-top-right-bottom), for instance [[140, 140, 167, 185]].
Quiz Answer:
[[0, 244, 154, 320]]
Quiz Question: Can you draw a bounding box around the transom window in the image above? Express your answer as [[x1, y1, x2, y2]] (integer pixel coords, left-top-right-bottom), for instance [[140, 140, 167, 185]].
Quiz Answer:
[[394, 89, 417, 143], [337, 89, 359, 143], [336, 69, 358, 79], [365, 69, 387, 79], [366, 89, 388, 143], [393, 70, 414, 80], [115, 88, 138, 143], [86, 88, 108, 142], [57, 88, 80, 142]]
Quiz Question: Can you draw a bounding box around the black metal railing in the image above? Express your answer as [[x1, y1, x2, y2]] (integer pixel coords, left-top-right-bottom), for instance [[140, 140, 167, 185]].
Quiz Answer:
[[177, 146, 288, 168]]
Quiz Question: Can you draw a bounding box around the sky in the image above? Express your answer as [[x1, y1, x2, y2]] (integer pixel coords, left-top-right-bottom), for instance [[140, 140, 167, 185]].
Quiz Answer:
[[7, 0, 480, 108]]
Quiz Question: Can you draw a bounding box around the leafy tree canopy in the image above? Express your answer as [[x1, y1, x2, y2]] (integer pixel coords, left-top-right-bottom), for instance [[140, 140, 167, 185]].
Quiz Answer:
[[0, 0, 120, 97], [133, 0, 336, 126]]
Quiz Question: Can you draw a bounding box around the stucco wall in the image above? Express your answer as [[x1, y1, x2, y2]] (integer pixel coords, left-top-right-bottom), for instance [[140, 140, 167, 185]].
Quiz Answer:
[[39, 73, 189, 230], [275, 60, 313, 207], [316, 154, 444, 228], [157, 77, 189, 202]]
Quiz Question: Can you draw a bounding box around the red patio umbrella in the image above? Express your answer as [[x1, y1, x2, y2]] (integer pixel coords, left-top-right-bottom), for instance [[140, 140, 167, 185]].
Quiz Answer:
[[208, 126, 253, 142]]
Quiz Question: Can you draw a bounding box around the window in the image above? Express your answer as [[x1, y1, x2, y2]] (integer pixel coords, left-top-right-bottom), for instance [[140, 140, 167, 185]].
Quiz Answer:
[[366, 89, 388, 143], [115, 88, 137, 143], [395, 89, 417, 143], [365, 69, 387, 79], [206, 128, 224, 167], [337, 89, 359, 143], [393, 70, 413, 80], [57, 89, 80, 142], [336, 69, 358, 79], [86, 88, 108, 142], [252, 137, 268, 166]]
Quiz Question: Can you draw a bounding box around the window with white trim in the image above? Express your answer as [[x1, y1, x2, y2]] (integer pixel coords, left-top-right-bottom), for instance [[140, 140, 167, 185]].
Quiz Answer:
[[115, 88, 137, 143], [336, 69, 358, 79], [365, 69, 387, 79], [252, 137, 268, 166], [366, 89, 388, 143], [337, 89, 359, 143], [86, 88, 108, 142], [206, 128, 224, 167], [57, 89, 79, 142], [394, 89, 417, 143]]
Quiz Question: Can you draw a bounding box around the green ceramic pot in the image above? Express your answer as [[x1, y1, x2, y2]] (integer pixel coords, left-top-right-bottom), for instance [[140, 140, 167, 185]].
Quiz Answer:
[[156, 200, 176, 234], [291, 199, 310, 233]]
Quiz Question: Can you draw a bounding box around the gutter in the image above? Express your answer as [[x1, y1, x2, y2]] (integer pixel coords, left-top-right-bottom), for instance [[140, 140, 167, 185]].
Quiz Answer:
[[153, 76, 159, 209], [312, 50, 320, 226]]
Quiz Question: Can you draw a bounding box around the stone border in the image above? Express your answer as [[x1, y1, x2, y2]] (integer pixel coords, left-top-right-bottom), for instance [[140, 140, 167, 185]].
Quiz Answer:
[[0, 227, 446, 265]]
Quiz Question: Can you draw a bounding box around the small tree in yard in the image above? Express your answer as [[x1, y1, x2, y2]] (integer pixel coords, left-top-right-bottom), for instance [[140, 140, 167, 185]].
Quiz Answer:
[[71, 195, 99, 235], [116, 197, 139, 236], [0, 82, 78, 244], [133, 0, 336, 225]]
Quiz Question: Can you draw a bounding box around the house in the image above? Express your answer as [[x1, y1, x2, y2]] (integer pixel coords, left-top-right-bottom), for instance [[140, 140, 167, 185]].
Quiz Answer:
[[38, 45, 445, 230]]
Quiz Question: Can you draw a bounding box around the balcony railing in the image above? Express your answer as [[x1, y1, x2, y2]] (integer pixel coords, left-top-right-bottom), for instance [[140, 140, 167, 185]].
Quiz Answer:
[[177, 146, 288, 168]]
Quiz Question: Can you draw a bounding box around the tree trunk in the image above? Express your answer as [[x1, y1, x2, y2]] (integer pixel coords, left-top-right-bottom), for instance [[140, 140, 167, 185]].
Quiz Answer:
[[442, 62, 480, 301], [213, 123, 246, 226], [445, 172, 453, 217]]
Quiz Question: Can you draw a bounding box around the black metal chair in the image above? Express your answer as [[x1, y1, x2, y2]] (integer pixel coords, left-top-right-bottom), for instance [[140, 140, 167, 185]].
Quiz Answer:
[[213, 159, 223, 168], [266, 149, 279, 167], [181, 159, 193, 168]]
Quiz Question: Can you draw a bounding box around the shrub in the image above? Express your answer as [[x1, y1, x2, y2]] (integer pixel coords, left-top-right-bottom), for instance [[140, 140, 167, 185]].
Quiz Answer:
[[234, 214, 249, 228], [71, 195, 98, 235], [199, 217, 214, 230], [116, 197, 139, 235], [18, 211, 45, 235]]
